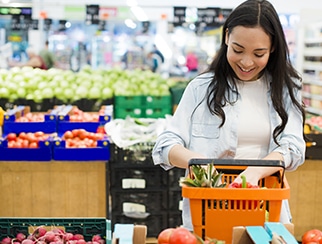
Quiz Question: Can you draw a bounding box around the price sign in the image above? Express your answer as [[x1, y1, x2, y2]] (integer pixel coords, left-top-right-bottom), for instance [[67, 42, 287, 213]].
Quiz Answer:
[[0, 7, 32, 16], [197, 7, 232, 28], [31, 19, 38, 30], [86, 4, 99, 25], [173, 7, 186, 27], [58, 20, 67, 31], [98, 20, 106, 31], [11, 16, 21, 31]]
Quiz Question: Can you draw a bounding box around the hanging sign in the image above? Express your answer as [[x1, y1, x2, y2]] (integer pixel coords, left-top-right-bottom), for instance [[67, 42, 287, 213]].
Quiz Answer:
[[0, 7, 32, 17], [44, 18, 52, 31], [173, 7, 186, 27], [197, 7, 232, 28], [10, 15, 21, 31], [31, 19, 39, 30], [85, 4, 99, 25], [58, 20, 67, 31]]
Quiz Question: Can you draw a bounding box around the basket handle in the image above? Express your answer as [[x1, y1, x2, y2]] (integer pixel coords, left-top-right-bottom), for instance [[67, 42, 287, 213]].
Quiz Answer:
[[188, 158, 286, 187]]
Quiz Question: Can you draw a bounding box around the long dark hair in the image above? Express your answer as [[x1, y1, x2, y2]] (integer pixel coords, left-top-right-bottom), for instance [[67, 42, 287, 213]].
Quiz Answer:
[[205, 0, 306, 144]]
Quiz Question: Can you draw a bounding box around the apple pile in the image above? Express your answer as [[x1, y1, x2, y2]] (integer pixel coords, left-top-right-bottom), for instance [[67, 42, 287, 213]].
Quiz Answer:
[[61, 129, 105, 148], [0, 65, 176, 105], [6, 131, 50, 148]]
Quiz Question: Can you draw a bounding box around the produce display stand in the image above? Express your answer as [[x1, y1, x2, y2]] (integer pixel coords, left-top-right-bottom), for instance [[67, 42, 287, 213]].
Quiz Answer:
[[182, 158, 289, 244], [0, 161, 107, 218], [285, 159, 322, 241]]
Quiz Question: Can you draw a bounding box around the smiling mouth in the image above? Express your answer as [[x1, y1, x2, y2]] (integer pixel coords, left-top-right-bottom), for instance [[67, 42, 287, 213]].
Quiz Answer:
[[239, 66, 254, 73]]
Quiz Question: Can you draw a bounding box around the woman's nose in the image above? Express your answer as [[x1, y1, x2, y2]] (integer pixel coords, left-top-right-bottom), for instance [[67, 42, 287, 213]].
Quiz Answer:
[[240, 56, 254, 67]]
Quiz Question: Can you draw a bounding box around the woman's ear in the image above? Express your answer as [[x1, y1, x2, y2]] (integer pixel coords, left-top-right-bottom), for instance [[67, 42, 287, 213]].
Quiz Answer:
[[225, 28, 229, 45]]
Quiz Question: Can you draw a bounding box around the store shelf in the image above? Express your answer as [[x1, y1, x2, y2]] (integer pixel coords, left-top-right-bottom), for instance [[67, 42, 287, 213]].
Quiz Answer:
[[300, 22, 322, 115]]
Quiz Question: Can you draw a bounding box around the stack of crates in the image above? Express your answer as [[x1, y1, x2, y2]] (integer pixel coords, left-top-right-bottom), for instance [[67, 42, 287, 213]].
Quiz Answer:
[[108, 143, 185, 237], [167, 167, 186, 228], [114, 95, 172, 119]]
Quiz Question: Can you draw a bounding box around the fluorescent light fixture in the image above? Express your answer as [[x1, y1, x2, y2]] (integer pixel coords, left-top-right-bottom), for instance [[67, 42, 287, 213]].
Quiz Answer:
[[131, 6, 149, 22], [155, 34, 172, 59]]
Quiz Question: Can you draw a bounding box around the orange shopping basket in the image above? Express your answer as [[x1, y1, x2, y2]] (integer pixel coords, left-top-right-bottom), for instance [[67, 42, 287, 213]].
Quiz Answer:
[[181, 159, 290, 244]]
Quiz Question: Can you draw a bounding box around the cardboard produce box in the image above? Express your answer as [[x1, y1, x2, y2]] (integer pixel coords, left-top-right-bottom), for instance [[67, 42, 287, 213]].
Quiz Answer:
[[232, 223, 296, 244], [112, 224, 147, 244]]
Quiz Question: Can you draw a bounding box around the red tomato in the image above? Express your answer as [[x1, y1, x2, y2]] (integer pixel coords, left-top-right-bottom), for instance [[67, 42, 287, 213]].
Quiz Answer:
[[34, 131, 45, 138], [78, 129, 88, 140], [63, 131, 73, 140], [72, 129, 80, 137], [29, 142, 38, 148], [14, 141, 22, 148], [302, 229, 322, 244], [157, 228, 174, 244], [7, 133, 17, 141], [96, 126, 105, 134], [8, 140, 15, 148], [18, 132, 27, 140], [22, 139, 29, 148], [168, 227, 197, 244]]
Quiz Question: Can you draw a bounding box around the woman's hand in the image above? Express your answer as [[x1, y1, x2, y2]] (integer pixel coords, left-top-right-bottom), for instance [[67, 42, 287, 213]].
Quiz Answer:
[[233, 152, 284, 185]]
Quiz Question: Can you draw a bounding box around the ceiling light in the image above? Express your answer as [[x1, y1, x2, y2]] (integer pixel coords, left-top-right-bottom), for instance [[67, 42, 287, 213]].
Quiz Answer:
[[125, 19, 137, 29], [131, 6, 148, 22]]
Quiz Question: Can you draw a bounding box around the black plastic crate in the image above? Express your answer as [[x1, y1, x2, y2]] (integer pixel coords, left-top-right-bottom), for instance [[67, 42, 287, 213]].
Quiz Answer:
[[305, 133, 322, 159], [167, 167, 186, 190], [0, 218, 109, 241], [109, 166, 168, 189], [109, 143, 155, 166], [110, 189, 168, 212], [168, 189, 183, 211], [167, 211, 183, 228], [111, 212, 168, 238]]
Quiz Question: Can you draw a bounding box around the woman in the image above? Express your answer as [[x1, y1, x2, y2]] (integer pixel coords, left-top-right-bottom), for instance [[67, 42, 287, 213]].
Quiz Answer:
[[9, 47, 47, 70], [152, 0, 306, 230]]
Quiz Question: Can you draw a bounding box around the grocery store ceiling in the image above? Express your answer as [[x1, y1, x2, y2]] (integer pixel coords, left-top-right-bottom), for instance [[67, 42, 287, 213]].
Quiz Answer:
[[3, 0, 322, 12], [3, 0, 322, 21]]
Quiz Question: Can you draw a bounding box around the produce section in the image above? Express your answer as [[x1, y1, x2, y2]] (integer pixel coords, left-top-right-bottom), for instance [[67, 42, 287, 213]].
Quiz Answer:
[[0, 56, 322, 244]]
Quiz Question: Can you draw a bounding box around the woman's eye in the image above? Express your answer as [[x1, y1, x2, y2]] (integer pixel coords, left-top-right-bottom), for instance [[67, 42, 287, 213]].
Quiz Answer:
[[255, 53, 265, 58], [233, 49, 242, 54]]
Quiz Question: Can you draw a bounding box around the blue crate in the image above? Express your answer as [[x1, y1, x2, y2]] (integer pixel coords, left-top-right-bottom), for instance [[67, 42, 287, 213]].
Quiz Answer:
[[3, 120, 57, 135], [0, 140, 52, 161], [3, 105, 60, 135], [52, 139, 110, 161], [57, 104, 112, 134]]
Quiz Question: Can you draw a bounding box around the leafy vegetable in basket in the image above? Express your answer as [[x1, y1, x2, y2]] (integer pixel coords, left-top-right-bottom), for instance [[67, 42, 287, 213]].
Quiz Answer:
[[180, 164, 226, 188]]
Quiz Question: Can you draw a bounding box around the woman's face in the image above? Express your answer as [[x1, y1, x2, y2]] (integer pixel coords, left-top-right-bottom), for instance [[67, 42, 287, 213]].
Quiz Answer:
[[225, 26, 272, 81]]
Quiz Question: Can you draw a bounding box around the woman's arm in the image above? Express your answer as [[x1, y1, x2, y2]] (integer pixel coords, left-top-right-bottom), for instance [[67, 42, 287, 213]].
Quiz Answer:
[[168, 144, 206, 169]]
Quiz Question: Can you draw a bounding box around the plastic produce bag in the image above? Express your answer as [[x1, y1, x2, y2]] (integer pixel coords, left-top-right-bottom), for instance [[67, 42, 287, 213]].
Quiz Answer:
[[104, 115, 169, 148]]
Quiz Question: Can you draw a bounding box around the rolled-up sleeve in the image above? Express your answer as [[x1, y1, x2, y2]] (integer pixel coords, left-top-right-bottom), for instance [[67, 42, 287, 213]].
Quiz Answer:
[[271, 80, 306, 171], [152, 75, 210, 170]]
